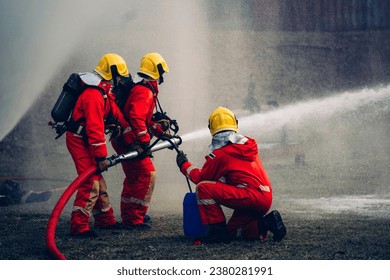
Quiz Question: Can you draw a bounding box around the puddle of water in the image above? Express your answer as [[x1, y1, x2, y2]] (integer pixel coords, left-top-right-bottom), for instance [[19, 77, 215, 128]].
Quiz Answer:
[[293, 194, 390, 218]]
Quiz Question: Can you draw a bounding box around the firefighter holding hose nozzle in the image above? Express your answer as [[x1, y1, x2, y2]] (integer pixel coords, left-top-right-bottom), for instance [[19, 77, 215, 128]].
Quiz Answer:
[[111, 52, 171, 230], [65, 53, 130, 238], [176, 107, 287, 243]]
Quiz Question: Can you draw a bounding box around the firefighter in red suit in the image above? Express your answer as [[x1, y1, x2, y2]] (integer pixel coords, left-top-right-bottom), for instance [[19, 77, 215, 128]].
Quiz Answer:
[[111, 52, 169, 230], [176, 107, 287, 243], [66, 53, 130, 238]]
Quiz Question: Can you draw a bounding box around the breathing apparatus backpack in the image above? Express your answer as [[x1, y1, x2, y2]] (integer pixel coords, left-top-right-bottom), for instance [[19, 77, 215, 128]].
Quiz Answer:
[[49, 73, 105, 139], [51, 73, 83, 123]]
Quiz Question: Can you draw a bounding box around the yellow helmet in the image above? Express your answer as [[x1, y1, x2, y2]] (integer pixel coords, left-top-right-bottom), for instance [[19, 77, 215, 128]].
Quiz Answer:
[[208, 107, 238, 136], [138, 52, 169, 82], [94, 53, 129, 80]]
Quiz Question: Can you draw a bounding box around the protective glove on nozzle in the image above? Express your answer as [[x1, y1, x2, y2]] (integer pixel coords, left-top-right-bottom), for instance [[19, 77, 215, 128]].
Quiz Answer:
[[176, 150, 188, 169], [129, 141, 151, 158], [161, 132, 176, 139], [158, 119, 170, 132], [96, 157, 110, 173]]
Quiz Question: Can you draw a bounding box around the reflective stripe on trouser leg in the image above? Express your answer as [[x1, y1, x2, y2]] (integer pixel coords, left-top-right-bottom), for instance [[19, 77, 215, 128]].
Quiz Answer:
[[196, 181, 226, 225], [70, 179, 99, 235], [121, 170, 156, 225], [197, 180, 272, 232]]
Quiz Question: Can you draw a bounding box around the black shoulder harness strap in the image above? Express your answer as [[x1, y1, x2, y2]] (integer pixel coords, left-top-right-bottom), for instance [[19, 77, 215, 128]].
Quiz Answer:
[[136, 81, 164, 113]]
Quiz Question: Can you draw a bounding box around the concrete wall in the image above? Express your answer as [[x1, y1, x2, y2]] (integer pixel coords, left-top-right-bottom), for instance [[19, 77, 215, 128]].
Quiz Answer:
[[205, 0, 390, 108]]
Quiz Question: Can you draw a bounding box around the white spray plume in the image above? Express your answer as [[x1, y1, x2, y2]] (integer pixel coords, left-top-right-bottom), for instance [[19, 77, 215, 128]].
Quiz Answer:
[[0, 0, 111, 141], [180, 85, 390, 143]]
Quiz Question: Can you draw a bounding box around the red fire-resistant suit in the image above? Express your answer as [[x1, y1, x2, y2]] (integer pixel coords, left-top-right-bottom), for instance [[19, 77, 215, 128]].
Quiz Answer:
[[66, 75, 128, 235], [180, 136, 273, 240], [111, 80, 163, 226]]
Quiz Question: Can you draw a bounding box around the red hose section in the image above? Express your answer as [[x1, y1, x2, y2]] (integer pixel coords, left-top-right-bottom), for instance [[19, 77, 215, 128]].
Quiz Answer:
[[45, 165, 97, 260]]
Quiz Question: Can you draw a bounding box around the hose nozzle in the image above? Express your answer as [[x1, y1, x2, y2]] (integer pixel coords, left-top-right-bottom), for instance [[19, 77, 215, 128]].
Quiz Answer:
[[106, 137, 182, 168]]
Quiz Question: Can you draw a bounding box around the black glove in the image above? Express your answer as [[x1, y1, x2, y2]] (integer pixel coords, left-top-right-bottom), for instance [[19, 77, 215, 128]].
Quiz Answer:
[[129, 141, 151, 158], [176, 150, 188, 169], [106, 123, 122, 139], [96, 157, 110, 173], [161, 132, 175, 139]]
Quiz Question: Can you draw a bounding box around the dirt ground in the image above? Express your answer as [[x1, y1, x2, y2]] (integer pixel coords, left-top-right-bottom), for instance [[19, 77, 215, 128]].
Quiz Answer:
[[0, 200, 389, 260]]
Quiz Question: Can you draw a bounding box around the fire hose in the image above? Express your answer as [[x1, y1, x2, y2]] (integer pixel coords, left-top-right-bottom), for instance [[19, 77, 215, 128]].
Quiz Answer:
[[45, 137, 182, 260]]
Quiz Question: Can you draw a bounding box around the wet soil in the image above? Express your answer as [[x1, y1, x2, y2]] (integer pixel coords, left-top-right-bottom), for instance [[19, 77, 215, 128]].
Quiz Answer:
[[0, 199, 388, 260]]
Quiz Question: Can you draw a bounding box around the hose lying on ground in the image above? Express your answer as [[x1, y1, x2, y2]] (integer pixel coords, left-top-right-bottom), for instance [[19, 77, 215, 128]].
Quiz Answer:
[[45, 137, 182, 260]]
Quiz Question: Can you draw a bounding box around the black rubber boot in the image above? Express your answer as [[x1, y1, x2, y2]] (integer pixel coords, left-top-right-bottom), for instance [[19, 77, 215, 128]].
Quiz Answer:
[[143, 214, 151, 223], [201, 222, 230, 244], [264, 210, 287, 242]]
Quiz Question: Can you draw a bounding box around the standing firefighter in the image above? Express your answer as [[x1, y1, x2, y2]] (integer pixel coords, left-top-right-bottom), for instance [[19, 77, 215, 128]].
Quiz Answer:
[[66, 53, 129, 238], [111, 52, 170, 230], [176, 107, 286, 243]]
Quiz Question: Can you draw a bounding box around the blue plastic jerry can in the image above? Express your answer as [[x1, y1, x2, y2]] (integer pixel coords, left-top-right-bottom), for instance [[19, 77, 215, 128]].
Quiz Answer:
[[182, 192, 208, 239]]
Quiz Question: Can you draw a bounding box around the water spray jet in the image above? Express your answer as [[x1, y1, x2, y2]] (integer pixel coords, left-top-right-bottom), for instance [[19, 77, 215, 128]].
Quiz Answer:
[[180, 85, 390, 144]]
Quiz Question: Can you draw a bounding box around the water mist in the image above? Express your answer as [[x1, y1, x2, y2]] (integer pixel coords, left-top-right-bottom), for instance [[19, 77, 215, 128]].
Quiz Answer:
[[0, 0, 112, 141], [181, 85, 390, 143]]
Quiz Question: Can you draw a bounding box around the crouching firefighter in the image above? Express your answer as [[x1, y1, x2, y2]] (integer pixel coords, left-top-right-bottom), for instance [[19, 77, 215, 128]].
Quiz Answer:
[[176, 107, 287, 243], [65, 53, 130, 238], [111, 52, 172, 230]]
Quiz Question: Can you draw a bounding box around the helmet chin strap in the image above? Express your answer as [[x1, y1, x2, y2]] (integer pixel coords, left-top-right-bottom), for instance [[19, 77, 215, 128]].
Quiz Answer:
[[110, 65, 119, 87], [157, 63, 165, 85]]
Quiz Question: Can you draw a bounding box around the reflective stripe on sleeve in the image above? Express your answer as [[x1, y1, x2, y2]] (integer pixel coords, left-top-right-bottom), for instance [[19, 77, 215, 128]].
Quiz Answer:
[[137, 130, 148, 137], [259, 185, 270, 192], [185, 165, 197, 175], [92, 141, 106, 147]]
